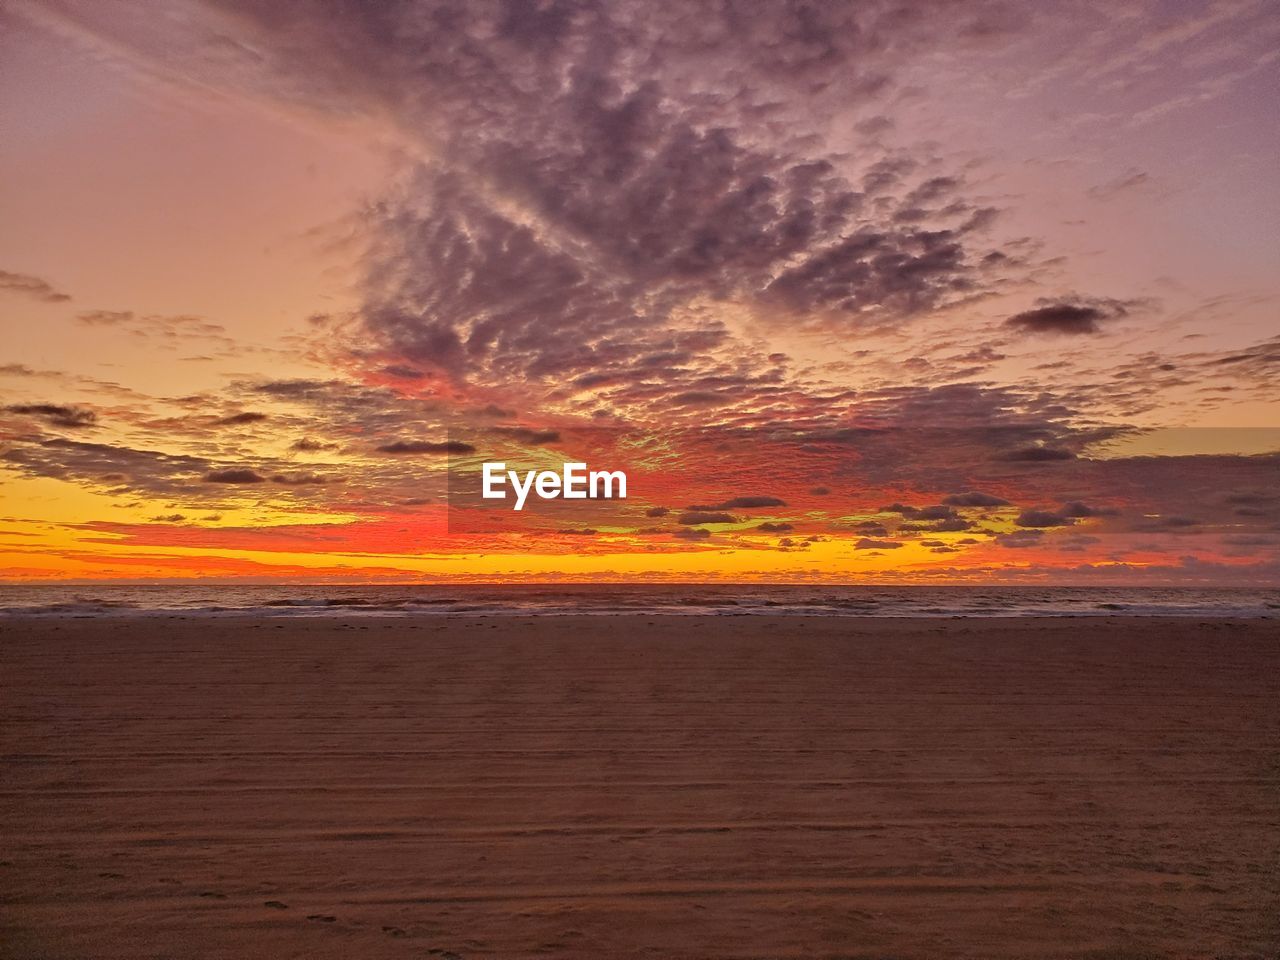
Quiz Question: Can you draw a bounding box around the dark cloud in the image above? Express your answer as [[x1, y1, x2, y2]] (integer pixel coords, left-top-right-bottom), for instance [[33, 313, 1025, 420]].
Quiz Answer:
[[1061, 500, 1103, 517], [491, 427, 561, 445], [995, 529, 1045, 548], [942, 491, 1010, 507], [881, 503, 919, 515], [701, 496, 786, 509], [6, 403, 96, 428], [218, 411, 269, 425], [673, 527, 712, 540], [204, 469, 266, 484], [914, 505, 957, 520], [678, 511, 736, 525], [271, 472, 332, 485], [1015, 509, 1076, 528], [762, 221, 988, 322], [855, 537, 904, 549], [757, 521, 793, 532], [0, 269, 71, 303], [376, 440, 476, 455], [0, 437, 206, 495], [644, 506, 670, 518], [381, 365, 425, 379], [1006, 297, 1137, 336], [291, 437, 337, 451], [253, 379, 336, 399]]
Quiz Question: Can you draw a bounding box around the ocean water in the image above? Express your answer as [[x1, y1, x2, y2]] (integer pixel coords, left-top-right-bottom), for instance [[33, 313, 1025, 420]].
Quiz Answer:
[[0, 584, 1276, 618]]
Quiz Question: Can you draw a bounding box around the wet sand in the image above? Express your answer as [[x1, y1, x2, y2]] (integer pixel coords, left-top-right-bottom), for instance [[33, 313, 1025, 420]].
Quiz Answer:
[[2, 615, 1277, 959]]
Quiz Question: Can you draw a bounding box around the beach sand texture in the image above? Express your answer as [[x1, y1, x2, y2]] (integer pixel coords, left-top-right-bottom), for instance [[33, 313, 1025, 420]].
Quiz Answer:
[[2, 615, 1278, 959]]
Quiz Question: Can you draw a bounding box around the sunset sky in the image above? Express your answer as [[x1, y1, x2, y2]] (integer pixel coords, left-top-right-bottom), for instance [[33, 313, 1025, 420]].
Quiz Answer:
[[1, 0, 1277, 584]]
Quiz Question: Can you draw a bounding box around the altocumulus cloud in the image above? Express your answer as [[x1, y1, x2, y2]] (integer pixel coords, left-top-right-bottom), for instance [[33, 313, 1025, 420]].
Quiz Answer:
[[46, 0, 1025, 404]]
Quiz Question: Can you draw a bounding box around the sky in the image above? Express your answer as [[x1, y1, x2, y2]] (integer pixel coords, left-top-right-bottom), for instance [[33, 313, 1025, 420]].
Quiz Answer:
[[1, 0, 1277, 585]]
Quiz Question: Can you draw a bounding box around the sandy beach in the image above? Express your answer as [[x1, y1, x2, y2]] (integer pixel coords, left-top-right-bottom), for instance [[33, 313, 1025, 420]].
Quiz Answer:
[[2, 615, 1277, 959]]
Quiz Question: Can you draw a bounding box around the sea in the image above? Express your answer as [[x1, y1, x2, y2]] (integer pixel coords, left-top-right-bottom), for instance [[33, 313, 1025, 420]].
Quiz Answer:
[[0, 584, 1276, 618]]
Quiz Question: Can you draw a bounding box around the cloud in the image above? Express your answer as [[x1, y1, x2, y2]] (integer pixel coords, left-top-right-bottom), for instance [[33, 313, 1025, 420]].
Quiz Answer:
[[5, 403, 96, 428], [761, 221, 992, 322], [644, 506, 670, 518], [75, 0, 1021, 398], [75, 310, 236, 351], [204, 469, 265, 484], [376, 440, 476, 455], [380, 365, 425, 380], [995, 529, 1045, 547], [1006, 297, 1136, 335], [0, 437, 209, 495], [0, 269, 70, 303], [8, 0, 1279, 585], [1087, 169, 1151, 200], [942, 491, 1010, 507], [1061, 500, 1104, 517], [271, 472, 333, 486], [855, 537, 904, 549], [673, 527, 712, 540], [853, 523, 890, 537], [698, 496, 786, 509], [291, 437, 337, 451], [1015, 509, 1076, 528], [914, 505, 957, 520], [491, 427, 561, 445], [678, 511, 736, 525], [217, 411, 269, 425]]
